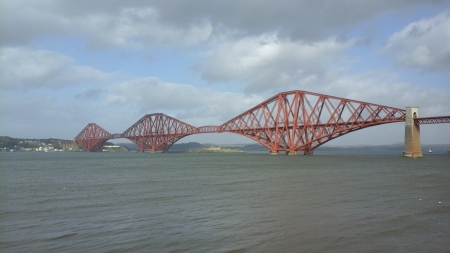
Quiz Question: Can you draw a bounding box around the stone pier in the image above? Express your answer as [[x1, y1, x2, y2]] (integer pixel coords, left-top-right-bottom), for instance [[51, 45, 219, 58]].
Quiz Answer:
[[403, 107, 423, 158], [61, 140, 78, 150]]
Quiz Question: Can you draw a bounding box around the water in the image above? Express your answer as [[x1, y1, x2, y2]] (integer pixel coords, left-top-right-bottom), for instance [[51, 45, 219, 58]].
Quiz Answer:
[[1, 152, 449, 252]]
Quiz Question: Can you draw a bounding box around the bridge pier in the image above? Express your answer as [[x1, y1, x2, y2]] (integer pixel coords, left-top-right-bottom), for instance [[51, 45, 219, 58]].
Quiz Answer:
[[304, 151, 313, 155], [270, 150, 279, 155], [286, 151, 297, 155], [403, 107, 423, 158]]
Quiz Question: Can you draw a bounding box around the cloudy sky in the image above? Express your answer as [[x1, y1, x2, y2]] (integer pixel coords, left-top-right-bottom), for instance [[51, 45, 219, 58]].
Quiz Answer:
[[1, 0, 449, 146]]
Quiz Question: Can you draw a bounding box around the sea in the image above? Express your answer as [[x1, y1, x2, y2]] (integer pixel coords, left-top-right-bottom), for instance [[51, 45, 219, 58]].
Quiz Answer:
[[1, 151, 449, 252]]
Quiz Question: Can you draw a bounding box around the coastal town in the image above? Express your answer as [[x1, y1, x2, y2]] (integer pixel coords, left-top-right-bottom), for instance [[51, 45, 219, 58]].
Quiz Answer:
[[0, 137, 69, 152], [0, 136, 128, 152], [0, 136, 246, 153]]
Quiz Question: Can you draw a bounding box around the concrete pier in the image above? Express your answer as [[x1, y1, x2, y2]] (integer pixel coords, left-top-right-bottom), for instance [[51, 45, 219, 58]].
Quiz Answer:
[[286, 151, 297, 155], [270, 150, 279, 155], [403, 107, 423, 158], [304, 150, 313, 155]]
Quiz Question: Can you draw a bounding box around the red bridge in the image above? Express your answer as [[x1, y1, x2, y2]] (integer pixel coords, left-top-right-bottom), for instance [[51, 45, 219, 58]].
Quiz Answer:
[[75, 90, 449, 155]]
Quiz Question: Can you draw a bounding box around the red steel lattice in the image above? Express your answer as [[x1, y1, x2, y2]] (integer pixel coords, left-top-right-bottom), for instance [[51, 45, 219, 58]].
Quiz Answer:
[[74, 123, 112, 151], [75, 90, 450, 153], [414, 116, 450, 124], [197, 126, 219, 133], [121, 113, 197, 152], [219, 90, 406, 153]]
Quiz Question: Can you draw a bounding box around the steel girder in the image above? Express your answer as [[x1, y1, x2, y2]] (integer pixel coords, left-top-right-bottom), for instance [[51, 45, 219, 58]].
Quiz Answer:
[[75, 90, 441, 153], [74, 123, 112, 151], [121, 113, 198, 152], [219, 90, 406, 153], [414, 116, 450, 124], [198, 126, 219, 133]]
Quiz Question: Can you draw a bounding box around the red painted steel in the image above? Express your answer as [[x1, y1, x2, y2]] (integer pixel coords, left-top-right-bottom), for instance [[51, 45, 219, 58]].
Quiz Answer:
[[74, 123, 112, 151], [121, 113, 198, 152], [414, 116, 450, 124], [76, 90, 444, 153], [219, 90, 406, 153], [198, 126, 219, 133]]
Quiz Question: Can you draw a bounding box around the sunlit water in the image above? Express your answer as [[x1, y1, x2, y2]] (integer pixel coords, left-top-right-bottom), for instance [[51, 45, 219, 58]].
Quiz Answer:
[[1, 152, 449, 252]]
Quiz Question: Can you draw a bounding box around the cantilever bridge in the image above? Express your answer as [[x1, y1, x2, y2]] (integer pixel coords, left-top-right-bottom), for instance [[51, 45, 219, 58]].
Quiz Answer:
[[75, 90, 450, 155]]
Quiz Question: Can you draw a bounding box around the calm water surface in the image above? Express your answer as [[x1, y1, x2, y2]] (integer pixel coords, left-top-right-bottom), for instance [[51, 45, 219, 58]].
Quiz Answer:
[[1, 152, 449, 252]]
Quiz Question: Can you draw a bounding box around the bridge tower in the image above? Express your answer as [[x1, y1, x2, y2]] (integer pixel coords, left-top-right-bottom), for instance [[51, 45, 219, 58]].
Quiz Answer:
[[403, 107, 422, 158]]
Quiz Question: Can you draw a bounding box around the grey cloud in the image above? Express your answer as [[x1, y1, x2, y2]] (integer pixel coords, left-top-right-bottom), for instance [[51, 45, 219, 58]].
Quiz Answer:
[[0, 1, 72, 46], [142, 0, 448, 41], [0, 47, 115, 90], [354, 25, 377, 46], [2, 0, 447, 47], [74, 88, 103, 100]]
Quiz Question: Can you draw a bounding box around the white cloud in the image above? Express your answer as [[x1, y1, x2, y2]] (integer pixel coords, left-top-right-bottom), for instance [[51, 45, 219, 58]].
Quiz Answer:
[[2, 0, 446, 47], [0, 1, 214, 48], [78, 8, 213, 48], [382, 10, 450, 72], [0, 0, 71, 45], [313, 70, 450, 118], [0, 47, 114, 90], [106, 77, 264, 125], [196, 34, 351, 94]]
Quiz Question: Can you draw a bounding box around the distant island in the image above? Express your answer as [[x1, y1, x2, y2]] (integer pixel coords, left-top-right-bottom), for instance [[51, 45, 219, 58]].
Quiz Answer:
[[183, 146, 244, 153]]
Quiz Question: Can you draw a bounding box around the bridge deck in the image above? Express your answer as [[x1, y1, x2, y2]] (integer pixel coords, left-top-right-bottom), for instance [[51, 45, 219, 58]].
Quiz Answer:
[[414, 116, 450, 124]]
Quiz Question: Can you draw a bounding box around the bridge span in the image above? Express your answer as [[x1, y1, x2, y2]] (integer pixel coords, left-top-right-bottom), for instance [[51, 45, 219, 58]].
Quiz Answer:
[[74, 90, 449, 156]]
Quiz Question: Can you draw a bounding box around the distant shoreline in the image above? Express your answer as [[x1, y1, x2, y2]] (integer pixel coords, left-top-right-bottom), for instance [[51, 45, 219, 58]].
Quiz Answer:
[[1, 136, 448, 154]]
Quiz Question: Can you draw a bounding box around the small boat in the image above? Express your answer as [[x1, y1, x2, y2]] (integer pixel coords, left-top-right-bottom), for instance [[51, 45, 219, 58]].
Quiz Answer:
[[428, 148, 433, 153]]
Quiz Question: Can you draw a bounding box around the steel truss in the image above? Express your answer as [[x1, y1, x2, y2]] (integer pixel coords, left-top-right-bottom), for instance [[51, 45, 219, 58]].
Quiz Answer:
[[219, 91, 406, 153], [74, 90, 424, 152], [197, 126, 219, 133], [414, 116, 450, 124], [121, 113, 198, 152], [74, 123, 112, 151]]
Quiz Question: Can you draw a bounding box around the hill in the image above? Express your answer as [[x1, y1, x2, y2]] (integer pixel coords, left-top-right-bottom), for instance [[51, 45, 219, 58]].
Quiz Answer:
[[0, 136, 65, 151]]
